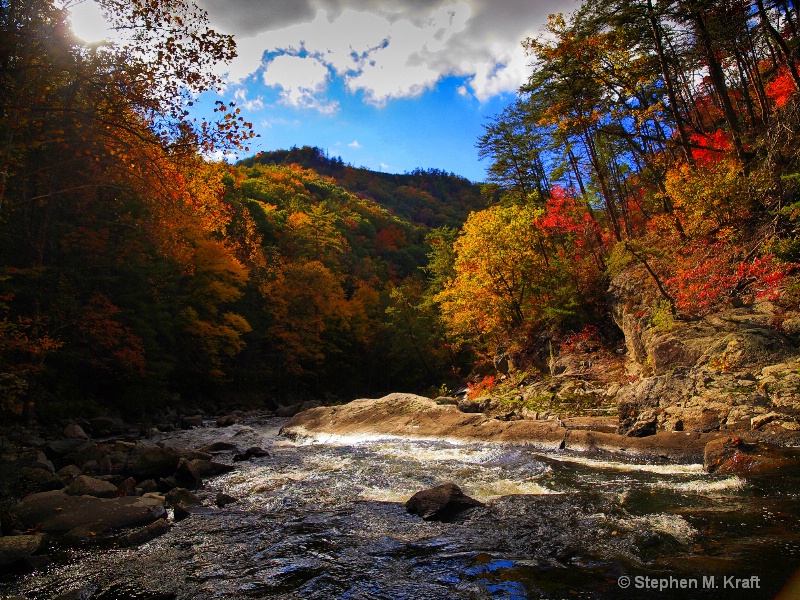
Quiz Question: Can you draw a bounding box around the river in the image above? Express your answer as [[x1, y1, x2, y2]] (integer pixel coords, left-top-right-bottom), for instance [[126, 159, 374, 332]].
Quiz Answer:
[[2, 418, 799, 599]]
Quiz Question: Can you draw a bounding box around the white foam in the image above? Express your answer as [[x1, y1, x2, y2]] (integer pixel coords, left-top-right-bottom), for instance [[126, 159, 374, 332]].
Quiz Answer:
[[545, 454, 705, 475], [623, 514, 698, 545], [653, 476, 747, 494], [372, 443, 504, 465], [468, 478, 560, 500]]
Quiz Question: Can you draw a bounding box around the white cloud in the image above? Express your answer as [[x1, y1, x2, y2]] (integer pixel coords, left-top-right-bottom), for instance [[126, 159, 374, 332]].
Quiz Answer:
[[348, 140, 361, 148], [262, 54, 340, 113], [234, 88, 265, 111], [195, 0, 561, 106]]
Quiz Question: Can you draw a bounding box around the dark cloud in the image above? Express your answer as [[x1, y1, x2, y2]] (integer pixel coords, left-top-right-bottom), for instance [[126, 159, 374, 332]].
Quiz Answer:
[[197, 0, 317, 36]]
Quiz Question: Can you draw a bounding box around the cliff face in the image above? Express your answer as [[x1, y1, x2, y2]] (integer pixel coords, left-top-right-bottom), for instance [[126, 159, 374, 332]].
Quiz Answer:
[[608, 268, 800, 443]]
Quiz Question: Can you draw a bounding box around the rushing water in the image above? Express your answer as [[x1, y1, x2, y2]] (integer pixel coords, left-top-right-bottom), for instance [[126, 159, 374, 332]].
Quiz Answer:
[[2, 418, 800, 599]]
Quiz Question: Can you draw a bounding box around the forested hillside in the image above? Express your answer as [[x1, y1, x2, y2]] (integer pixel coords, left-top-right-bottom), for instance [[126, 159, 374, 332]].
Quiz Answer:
[[240, 146, 486, 229]]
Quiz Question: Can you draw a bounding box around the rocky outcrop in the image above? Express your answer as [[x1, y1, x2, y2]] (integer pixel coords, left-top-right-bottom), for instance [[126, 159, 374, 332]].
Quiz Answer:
[[405, 483, 483, 521], [608, 267, 800, 445]]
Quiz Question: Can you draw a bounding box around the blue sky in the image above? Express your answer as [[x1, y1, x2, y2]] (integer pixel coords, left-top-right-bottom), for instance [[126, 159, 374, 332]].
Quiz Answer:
[[69, 1, 570, 182]]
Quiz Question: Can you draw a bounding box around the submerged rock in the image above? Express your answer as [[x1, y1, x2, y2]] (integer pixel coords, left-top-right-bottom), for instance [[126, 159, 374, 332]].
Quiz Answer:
[[704, 436, 800, 474], [405, 482, 483, 521], [117, 518, 171, 547]]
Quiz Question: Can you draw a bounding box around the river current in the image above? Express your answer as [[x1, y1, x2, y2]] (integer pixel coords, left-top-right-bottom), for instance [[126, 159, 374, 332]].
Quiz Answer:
[[2, 418, 799, 599]]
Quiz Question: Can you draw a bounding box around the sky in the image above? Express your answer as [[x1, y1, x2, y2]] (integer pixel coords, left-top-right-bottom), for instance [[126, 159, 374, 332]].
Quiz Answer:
[[68, 0, 573, 182]]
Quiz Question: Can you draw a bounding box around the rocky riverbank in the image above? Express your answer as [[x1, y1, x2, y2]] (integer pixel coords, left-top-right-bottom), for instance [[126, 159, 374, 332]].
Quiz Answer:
[[282, 391, 800, 475], [0, 412, 277, 575]]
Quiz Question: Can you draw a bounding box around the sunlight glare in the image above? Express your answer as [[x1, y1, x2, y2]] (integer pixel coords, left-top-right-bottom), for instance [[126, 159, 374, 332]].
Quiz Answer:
[[68, 0, 110, 44]]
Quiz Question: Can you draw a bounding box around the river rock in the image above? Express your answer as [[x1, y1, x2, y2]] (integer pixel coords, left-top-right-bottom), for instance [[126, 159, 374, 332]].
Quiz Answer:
[[405, 482, 484, 521], [173, 457, 202, 490], [457, 397, 490, 413], [165, 487, 199, 520], [751, 412, 783, 430], [117, 518, 171, 547], [65, 475, 119, 498], [275, 403, 302, 418], [0, 534, 44, 566], [181, 415, 204, 429], [433, 396, 458, 405], [233, 446, 270, 462], [198, 441, 239, 453], [88, 416, 125, 436], [17, 449, 55, 472], [190, 459, 235, 477], [64, 423, 88, 440], [14, 490, 166, 533], [129, 443, 181, 479], [57, 464, 83, 484], [216, 413, 245, 427], [62, 521, 111, 544], [45, 440, 86, 467], [139, 479, 159, 493], [18, 467, 64, 494], [216, 492, 237, 507], [70, 442, 107, 469]]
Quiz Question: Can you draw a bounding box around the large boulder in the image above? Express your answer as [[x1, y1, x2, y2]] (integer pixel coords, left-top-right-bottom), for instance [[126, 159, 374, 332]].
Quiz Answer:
[[14, 490, 166, 533], [609, 267, 796, 376], [405, 482, 483, 521]]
